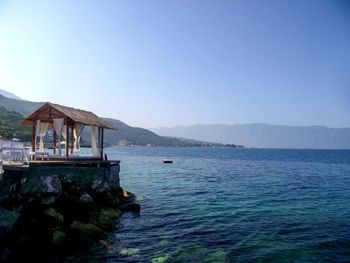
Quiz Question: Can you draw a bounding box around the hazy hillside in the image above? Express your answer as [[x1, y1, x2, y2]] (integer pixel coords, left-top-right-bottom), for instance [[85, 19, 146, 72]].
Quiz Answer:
[[0, 95, 44, 116], [102, 118, 180, 146], [0, 89, 22, 100], [152, 124, 350, 149], [83, 118, 224, 147], [0, 91, 222, 147]]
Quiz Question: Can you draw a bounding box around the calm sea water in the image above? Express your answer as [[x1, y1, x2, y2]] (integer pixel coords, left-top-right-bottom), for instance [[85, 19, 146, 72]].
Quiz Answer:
[[79, 147, 350, 262]]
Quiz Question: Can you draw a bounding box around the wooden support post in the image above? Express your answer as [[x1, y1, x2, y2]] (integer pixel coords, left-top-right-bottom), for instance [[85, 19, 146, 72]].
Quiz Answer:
[[53, 129, 56, 154], [66, 124, 69, 158], [100, 128, 104, 160], [32, 123, 36, 153], [97, 127, 101, 159], [70, 124, 74, 154]]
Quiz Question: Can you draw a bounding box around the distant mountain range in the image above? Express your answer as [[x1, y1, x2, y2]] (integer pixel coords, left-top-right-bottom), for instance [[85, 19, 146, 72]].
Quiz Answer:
[[0, 93, 230, 147], [81, 118, 228, 147], [152, 124, 350, 149], [4, 90, 347, 149]]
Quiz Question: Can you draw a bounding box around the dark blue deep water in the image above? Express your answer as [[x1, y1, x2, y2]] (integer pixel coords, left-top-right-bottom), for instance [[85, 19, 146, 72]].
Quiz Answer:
[[85, 148, 350, 262]]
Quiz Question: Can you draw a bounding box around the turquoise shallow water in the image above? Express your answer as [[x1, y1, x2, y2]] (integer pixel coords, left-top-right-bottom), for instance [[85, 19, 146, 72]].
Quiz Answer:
[[88, 148, 350, 262]]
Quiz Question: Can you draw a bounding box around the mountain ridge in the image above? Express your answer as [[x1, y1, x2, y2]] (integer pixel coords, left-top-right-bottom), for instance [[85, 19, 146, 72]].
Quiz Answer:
[[0, 92, 232, 147], [0, 89, 22, 100], [151, 123, 350, 149], [0, 94, 44, 116]]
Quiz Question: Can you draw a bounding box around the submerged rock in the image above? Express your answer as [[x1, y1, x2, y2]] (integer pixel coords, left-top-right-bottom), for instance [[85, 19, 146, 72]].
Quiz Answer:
[[120, 247, 140, 256], [99, 239, 114, 253], [51, 229, 67, 247], [172, 245, 230, 263], [0, 208, 20, 241], [121, 203, 141, 212], [41, 196, 57, 206], [90, 208, 121, 230], [79, 193, 95, 207], [70, 221, 104, 241], [43, 208, 64, 224], [206, 250, 229, 263], [102, 190, 120, 207], [152, 254, 170, 263], [120, 190, 140, 212], [159, 239, 169, 246]]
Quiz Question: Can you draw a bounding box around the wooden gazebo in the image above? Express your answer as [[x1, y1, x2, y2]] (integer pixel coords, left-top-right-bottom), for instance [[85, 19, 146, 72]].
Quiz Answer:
[[20, 102, 116, 160]]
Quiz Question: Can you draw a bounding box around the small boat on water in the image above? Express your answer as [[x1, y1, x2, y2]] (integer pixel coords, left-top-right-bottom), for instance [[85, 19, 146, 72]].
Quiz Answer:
[[163, 159, 173, 164]]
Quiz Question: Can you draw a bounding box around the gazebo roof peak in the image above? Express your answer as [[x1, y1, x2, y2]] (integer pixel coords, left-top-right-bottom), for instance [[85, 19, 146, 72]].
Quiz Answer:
[[20, 102, 116, 130]]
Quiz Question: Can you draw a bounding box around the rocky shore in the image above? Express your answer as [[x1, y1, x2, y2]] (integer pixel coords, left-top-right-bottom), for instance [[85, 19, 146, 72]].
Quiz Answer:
[[0, 165, 140, 261]]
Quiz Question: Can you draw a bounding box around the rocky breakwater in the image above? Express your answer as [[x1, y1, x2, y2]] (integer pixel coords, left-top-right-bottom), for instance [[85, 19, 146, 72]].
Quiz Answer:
[[0, 163, 140, 260]]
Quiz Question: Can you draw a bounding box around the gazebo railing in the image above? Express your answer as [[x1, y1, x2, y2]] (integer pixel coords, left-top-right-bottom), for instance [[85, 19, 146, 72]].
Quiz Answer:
[[1, 139, 29, 164]]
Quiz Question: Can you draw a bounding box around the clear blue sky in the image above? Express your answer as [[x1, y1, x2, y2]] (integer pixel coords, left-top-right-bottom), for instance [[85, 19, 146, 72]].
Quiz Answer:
[[0, 0, 349, 128]]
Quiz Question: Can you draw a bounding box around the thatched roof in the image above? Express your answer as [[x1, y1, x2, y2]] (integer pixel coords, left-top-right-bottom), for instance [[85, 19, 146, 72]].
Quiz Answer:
[[20, 102, 116, 129]]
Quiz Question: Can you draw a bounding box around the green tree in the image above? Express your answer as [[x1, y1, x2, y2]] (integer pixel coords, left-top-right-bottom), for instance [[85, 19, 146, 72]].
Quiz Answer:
[[0, 107, 31, 141]]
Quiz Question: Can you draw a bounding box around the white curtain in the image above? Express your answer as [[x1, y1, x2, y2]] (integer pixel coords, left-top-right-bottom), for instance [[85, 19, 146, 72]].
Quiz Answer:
[[91, 126, 100, 156], [73, 123, 84, 152], [53, 118, 64, 156], [61, 125, 67, 153], [61, 125, 67, 140], [38, 122, 49, 152]]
